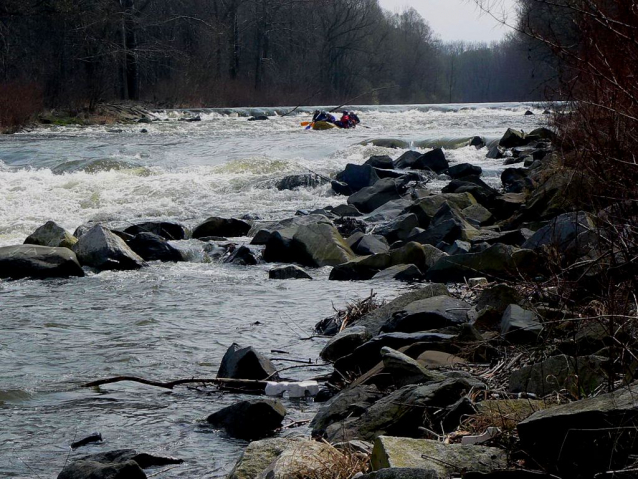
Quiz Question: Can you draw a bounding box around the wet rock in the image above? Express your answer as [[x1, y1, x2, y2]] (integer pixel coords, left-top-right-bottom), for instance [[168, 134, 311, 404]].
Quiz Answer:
[[426, 244, 537, 283], [447, 163, 482, 179], [372, 264, 424, 282], [509, 354, 607, 396], [395, 148, 448, 173], [123, 222, 187, 240], [0, 245, 84, 279], [224, 245, 258, 265], [228, 438, 297, 479], [73, 225, 145, 271], [335, 163, 381, 192], [522, 211, 596, 252], [320, 326, 371, 362], [71, 433, 103, 449], [291, 221, 355, 267], [518, 382, 638, 477], [248, 115, 268, 121], [192, 217, 251, 239], [470, 136, 486, 148], [393, 150, 422, 168], [371, 436, 507, 475], [207, 399, 286, 440], [334, 216, 367, 238], [331, 180, 352, 196], [381, 295, 470, 333], [376, 213, 420, 244], [332, 204, 362, 217], [217, 343, 278, 381], [24, 221, 77, 249], [501, 304, 542, 343], [348, 178, 406, 214], [127, 232, 185, 262], [268, 265, 312, 280], [251, 214, 328, 245], [499, 128, 528, 148], [486, 144, 504, 159], [276, 174, 329, 191], [365, 155, 394, 169], [369, 139, 410, 149], [352, 235, 390, 256], [58, 460, 146, 479]]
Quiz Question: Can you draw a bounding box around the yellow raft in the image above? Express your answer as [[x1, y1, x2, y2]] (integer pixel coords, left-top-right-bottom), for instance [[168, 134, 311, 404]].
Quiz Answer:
[[312, 121, 337, 130]]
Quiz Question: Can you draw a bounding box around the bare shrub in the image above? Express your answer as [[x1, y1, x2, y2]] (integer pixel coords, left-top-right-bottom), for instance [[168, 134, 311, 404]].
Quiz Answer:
[[0, 82, 43, 133]]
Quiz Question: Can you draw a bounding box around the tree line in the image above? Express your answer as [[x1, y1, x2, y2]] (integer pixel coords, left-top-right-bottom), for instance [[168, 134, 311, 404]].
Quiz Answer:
[[0, 0, 554, 115]]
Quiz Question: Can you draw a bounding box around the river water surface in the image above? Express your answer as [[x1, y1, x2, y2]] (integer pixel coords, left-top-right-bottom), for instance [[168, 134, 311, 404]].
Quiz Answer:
[[0, 103, 544, 477]]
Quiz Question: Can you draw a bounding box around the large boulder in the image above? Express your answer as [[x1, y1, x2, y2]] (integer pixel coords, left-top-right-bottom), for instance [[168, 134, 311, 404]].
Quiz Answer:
[[372, 264, 424, 282], [207, 399, 286, 440], [228, 438, 297, 479], [426, 244, 538, 283], [224, 246, 258, 265], [127, 232, 185, 262], [192, 217, 251, 239], [58, 460, 146, 479], [217, 343, 278, 381], [522, 211, 596, 252], [320, 326, 370, 362], [258, 439, 351, 479], [335, 163, 380, 192], [499, 128, 528, 148], [0, 245, 84, 279], [24, 221, 77, 249], [366, 155, 394, 169], [123, 222, 187, 240], [348, 178, 406, 214], [408, 202, 479, 246], [501, 304, 542, 343], [447, 163, 482, 179], [376, 213, 420, 244], [518, 382, 638, 478], [395, 148, 448, 173], [380, 346, 445, 387], [291, 221, 355, 267], [406, 193, 477, 228], [351, 235, 390, 256], [73, 225, 145, 271], [268, 265, 312, 280], [371, 436, 507, 475], [276, 174, 329, 191], [380, 295, 470, 333]]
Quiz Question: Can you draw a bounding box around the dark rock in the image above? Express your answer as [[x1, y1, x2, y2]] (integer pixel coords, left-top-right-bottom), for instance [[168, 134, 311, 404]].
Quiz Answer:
[[217, 343, 278, 381], [250, 214, 328, 245], [469, 283, 525, 328], [276, 174, 329, 191], [525, 110, 535, 116], [192, 217, 251, 238], [465, 471, 567, 478], [70, 433, 103, 449], [207, 399, 286, 440], [224, 245, 258, 265], [127, 232, 185, 262], [501, 167, 531, 193], [352, 235, 390, 256], [123, 222, 187, 240], [486, 144, 504, 159], [501, 304, 542, 343], [248, 115, 269, 121], [333, 216, 367, 238], [469, 136, 486, 148], [268, 265, 312, 279], [365, 155, 394, 169], [504, 157, 524, 165], [518, 382, 638, 478], [0, 245, 84, 279], [527, 127, 556, 142], [24, 220, 77, 249], [291, 221, 356, 267], [57, 460, 146, 479], [380, 346, 445, 386], [331, 180, 352, 196], [332, 204, 362, 217], [73, 225, 145, 271], [444, 240, 471, 255], [335, 163, 381, 192], [381, 295, 470, 333], [320, 326, 370, 362], [447, 163, 482, 179], [372, 264, 424, 282], [522, 211, 595, 252], [376, 213, 420, 244], [393, 150, 422, 169], [410, 149, 449, 173], [499, 128, 528, 148], [348, 178, 406, 214]]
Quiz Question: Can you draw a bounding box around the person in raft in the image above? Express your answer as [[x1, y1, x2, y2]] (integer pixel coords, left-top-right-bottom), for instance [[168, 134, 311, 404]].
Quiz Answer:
[[312, 110, 336, 123], [335, 111, 360, 129]]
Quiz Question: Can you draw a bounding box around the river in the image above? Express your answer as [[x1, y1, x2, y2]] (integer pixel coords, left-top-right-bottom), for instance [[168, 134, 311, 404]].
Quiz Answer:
[[0, 103, 544, 477]]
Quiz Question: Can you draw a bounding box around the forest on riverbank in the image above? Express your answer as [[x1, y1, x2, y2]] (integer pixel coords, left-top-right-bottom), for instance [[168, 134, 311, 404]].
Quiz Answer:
[[0, 0, 555, 130]]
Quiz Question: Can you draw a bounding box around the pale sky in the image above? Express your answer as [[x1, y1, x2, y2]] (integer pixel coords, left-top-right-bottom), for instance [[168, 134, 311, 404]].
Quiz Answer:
[[378, 0, 518, 43]]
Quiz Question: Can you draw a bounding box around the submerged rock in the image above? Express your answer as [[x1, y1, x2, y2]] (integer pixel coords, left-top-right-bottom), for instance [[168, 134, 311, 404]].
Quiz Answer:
[[268, 265, 312, 280], [276, 174, 329, 191], [0, 245, 84, 279], [207, 399, 286, 440], [24, 221, 77, 249], [224, 246, 258, 265]]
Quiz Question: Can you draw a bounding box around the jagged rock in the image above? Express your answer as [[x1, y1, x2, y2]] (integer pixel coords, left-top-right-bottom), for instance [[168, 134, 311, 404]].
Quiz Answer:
[[334, 216, 367, 237], [291, 222, 355, 267], [268, 265, 312, 279], [426, 244, 537, 283], [365, 155, 394, 169], [73, 225, 145, 271], [462, 203, 493, 226], [522, 211, 596, 252], [24, 221, 77, 249], [332, 204, 362, 217], [217, 343, 278, 381], [0, 245, 84, 279], [380, 346, 445, 386], [381, 295, 470, 333], [501, 304, 542, 343], [406, 193, 477, 228], [486, 144, 504, 159], [447, 163, 482, 179], [372, 264, 424, 282], [352, 235, 390, 256], [509, 354, 607, 396], [251, 214, 328, 245], [127, 232, 185, 262], [123, 222, 187, 240], [408, 202, 479, 246], [468, 283, 525, 329], [224, 246, 258, 265], [376, 213, 420, 243], [395, 148, 448, 173], [518, 382, 638, 478], [192, 217, 251, 238], [228, 438, 297, 479], [348, 178, 406, 214], [371, 436, 507, 475], [331, 180, 352, 196], [320, 326, 370, 362], [499, 128, 528, 148], [207, 399, 286, 440], [393, 150, 422, 168], [336, 163, 381, 192]]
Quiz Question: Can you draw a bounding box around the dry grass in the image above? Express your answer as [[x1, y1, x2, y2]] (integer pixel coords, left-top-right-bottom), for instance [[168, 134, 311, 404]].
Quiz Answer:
[[316, 290, 385, 334], [288, 441, 370, 479]]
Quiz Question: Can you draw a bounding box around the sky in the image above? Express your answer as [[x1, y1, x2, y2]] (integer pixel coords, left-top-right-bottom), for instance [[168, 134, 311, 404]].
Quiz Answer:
[[377, 0, 518, 43]]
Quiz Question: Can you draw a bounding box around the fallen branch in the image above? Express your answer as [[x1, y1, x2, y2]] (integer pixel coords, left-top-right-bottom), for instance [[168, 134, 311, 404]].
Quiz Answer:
[[83, 376, 268, 390]]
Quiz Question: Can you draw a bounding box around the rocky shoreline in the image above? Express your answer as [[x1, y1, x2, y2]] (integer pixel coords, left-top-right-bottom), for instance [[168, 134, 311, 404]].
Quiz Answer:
[[2, 125, 632, 479]]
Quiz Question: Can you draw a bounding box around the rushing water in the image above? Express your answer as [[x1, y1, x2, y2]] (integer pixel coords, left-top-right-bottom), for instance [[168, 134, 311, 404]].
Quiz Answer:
[[0, 103, 545, 477]]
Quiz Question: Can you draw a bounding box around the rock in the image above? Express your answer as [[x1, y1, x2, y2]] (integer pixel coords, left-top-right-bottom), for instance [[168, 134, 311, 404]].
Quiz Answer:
[[251, 214, 328, 245], [352, 235, 390, 256], [486, 144, 504, 159], [332, 204, 362, 217], [369, 139, 410, 149], [371, 437, 507, 475], [336, 164, 381, 192], [408, 203, 479, 246], [0, 245, 84, 279], [206, 399, 286, 440], [58, 460, 146, 479], [276, 174, 328, 191], [24, 221, 77, 249], [327, 379, 475, 441], [522, 211, 595, 252], [518, 382, 638, 477], [192, 217, 251, 238], [393, 150, 422, 168], [331, 180, 352, 196], [447, 163, 482, 179], [426, 244, 537, 283], [311, 385, 385, 438], [499, 128, 528, 148], [381, 347, 445, 385], [504, 157, 524, 166], [464, 471, 559, 478], [229, 438, 297, 479], [73, 225, 145, 271], [217, 343, 278, 381], [406, 193, 477, 228], [224, 246, 258, 265], [321, 326, 371, 362], [366, 155, 394, 169], [372, 264, 424, 282], [334, 216, 367, 238], [444, 239, 471, 255], [395, 148, 448, 173], [259, 439, 345, 478], [248, 115, 269, 121], [291, 221, 356, 267], [268, 265, 312, 280], [381, 295, 470, 333], [376, 213, 420, 243], [127, 232, 185, 262], [417, 351, 467, 369], [528, 127, 556, 142], [468, 283, 525, 329], [509, 354, 607, 396], [348, 178, 406, 214], [123, 222, 187, 240], [368, 198, 415, 222], [501, 304, 542, 343], [470, 136, 486, 148]]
